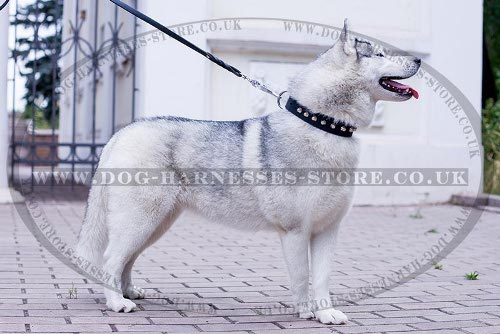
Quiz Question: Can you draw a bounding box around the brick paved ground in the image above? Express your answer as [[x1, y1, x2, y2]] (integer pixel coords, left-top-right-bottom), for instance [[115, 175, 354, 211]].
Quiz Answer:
[[1, 188, 499, 333]]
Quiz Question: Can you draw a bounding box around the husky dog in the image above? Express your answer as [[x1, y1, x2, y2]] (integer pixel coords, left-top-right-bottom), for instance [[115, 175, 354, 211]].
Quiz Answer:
[[77, 20, 420, 324]]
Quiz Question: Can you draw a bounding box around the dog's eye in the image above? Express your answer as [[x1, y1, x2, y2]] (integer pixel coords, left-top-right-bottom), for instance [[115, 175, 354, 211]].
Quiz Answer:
[[375, 53, 384, 58]]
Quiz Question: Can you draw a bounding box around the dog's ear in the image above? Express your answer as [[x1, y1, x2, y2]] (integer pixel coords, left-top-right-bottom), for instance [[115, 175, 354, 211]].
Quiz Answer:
[[354, 38, 374, 58], [339, 18, 355, 56], [340, 18, 350, 43]]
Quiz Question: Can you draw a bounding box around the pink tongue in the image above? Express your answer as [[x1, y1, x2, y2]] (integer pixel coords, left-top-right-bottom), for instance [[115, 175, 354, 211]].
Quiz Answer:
[[384, 79, 419, 99], [409, 87, 419, 99]]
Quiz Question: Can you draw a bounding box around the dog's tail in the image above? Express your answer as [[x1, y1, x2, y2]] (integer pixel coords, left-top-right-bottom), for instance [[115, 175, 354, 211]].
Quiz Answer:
[[76, 182, 108, 269], [75, 133, 120, 271]]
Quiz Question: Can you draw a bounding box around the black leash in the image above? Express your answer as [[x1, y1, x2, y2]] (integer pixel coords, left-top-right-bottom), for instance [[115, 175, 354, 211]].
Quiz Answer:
[[109, 0, 280, 99], [0, 0, 9, 12]]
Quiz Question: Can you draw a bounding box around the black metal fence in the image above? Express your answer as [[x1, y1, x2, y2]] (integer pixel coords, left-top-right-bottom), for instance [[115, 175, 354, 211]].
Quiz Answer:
[[9, 0, 138, 185]]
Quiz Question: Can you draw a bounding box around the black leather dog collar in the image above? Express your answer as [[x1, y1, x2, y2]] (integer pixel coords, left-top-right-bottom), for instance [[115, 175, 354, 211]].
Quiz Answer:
[[285, 98, 357, 138]]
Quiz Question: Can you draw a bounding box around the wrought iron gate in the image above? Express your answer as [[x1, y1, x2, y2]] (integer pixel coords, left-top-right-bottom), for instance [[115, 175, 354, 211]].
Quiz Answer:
[[9, 0, 139, 185]]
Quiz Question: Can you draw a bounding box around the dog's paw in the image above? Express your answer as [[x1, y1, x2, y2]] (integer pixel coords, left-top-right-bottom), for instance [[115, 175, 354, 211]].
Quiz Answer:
[[314, 308, 348, 325], [106, 297, 137, 313], [298, 311, 315, 319], [123, 285, 146, 300]]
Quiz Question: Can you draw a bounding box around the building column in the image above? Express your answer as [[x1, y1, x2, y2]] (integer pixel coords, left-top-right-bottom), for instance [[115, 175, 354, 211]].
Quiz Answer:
[[136, 0, 210, 119], [0, 3, 23, 203]]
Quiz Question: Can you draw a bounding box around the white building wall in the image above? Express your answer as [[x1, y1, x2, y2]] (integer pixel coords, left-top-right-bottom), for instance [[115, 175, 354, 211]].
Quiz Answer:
[[1, 2, 22, 203], [1, 3, 9, 189], [136, 0, 210, 119]]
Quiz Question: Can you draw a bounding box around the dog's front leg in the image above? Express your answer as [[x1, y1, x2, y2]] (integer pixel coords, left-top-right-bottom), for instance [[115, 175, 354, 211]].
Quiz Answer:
[[310, 223, 348, 324], [279, 230, 313, 319]]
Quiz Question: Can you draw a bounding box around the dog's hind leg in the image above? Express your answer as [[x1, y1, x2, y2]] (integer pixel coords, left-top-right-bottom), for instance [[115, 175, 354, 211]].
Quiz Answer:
[[279, 230, 313, 319], [310, 222, 348, 324], [121, 253, 144, 300], [103, 190, 180, 313], [102, 224, 152, 312], [121, 209, 182, 300]]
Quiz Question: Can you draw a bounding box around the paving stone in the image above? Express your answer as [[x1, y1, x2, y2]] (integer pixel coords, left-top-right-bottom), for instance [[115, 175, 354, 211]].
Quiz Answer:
[[253, 329, 333, 334], [0, 324, 27, 333], [333, 324, 415, 333], [442, 306, 500, 314], [409, 320, 484, 330], [355, 317, 428, 325], [464, 326, 500, 334], [0, 316, 67, 325], [389, 331, 465, 334], [150, 316, 230, 325], [113, 324, 197, 332], [197, 322, 281, 331], [29, 324, 113, 333]]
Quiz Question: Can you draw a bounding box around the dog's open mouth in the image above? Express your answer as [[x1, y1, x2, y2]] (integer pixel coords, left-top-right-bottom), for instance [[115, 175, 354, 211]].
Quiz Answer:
[[379, 77, 419, 99]]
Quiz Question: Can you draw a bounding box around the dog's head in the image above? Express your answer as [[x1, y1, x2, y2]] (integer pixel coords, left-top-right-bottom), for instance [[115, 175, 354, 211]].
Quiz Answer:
[[334, 19, 421, 102], [288, 19, 421, 127]]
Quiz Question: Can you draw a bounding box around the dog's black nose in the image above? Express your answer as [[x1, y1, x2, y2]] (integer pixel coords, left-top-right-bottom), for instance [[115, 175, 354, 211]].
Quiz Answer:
[[414, 58, 421, 65]]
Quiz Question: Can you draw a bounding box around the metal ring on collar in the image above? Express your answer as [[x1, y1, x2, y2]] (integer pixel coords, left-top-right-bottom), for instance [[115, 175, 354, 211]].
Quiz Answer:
[[277, 91, 289, 109]]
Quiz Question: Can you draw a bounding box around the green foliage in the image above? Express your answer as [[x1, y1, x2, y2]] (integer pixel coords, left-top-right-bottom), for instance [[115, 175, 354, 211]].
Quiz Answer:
[[484, 159, 500, 195], [425, 228, 438, 235], [465, 271, 479, 280], [409, 208, 423, 219], [483, 71, 500, 194], [483, 99, 500, 163], [12, 0, 63, 121], [23, 104, 58, 129], [484, 0, 500, 71], [68, 282, 78, 299], [483, 2, 500, 194], [433, 263, 443, 270]]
